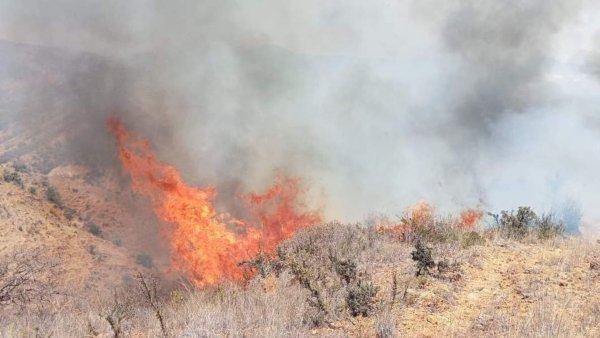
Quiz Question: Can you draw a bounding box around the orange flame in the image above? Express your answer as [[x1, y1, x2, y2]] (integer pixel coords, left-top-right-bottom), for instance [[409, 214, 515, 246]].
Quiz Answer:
[[392, 201, 483, 241], [458, 209, 484, 230], [108, 116, 322, 287]]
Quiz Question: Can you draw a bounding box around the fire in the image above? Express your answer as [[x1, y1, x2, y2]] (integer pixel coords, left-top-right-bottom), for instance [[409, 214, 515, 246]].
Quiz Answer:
[[392, 200, 483, 241], [459, 209, 484, 229], [108, 116, 322, 287]]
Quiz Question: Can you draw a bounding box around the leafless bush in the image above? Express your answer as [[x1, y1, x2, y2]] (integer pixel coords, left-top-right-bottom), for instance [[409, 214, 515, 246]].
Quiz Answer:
[[103, 290, 133, 338], [375, 310, 398, 338], [0, 249, 59, 310], [136, 273, 168, 337]]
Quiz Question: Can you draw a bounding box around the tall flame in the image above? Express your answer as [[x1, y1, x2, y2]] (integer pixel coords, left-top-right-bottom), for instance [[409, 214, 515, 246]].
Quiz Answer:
[[108, 116, 322, 287]]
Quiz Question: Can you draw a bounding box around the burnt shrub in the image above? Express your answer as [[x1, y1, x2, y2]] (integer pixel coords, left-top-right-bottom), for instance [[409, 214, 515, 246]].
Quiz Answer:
[[346, 279, 378, 317], [46, 186, 64, 208]]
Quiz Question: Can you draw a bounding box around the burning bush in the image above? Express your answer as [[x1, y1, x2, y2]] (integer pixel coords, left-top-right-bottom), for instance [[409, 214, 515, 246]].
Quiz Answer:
[[108, 116, 322, 287], [392, 201, 483, 243]]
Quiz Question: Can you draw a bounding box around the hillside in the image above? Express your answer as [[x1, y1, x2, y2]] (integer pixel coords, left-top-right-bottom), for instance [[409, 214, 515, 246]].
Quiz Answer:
[[1, 39, 599, 338], [1, 196, 599, 337]]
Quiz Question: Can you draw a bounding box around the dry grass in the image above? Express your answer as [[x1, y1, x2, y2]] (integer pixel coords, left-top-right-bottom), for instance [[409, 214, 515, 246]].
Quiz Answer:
[[1, 208, 599, 337]]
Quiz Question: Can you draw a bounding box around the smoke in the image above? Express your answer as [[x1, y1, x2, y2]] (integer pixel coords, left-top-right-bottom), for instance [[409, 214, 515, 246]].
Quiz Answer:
[[2, 0, 600, 234]]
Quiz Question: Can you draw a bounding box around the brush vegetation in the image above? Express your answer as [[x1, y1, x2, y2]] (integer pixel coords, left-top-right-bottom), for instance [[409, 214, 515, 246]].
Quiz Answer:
[[1, 206, 597, 337]]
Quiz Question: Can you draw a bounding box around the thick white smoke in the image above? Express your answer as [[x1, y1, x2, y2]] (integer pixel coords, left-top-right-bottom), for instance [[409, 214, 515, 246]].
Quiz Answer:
[[2, 0, 600, 235]]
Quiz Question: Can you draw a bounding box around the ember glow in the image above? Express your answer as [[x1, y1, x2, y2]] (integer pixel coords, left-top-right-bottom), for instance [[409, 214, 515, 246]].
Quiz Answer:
[[108, 116, 322, 287]]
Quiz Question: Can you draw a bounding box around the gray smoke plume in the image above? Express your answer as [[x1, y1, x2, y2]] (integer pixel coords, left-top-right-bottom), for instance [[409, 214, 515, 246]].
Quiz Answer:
[[2, 0, 600, 234]]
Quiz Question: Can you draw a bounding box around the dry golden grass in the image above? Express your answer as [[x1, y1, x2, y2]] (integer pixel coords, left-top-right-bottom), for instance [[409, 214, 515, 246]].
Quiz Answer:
[[2, 163, 600, 337], [1, 226, 599, 337]]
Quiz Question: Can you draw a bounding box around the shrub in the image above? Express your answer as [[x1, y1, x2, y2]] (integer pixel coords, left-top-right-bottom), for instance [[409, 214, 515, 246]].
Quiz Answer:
[[28, 186, 37, 195], [46, 186, 63, 208], [411, 241, 435, 276], [86, 223, 102, 237], [13, 164, 28, 173], [238, 253, 282, 278], [64, 208, 76, 220], [3, 171, 23, 188], [497, 206, 537, 239], [494, 207, 565, 240], [393, 202, 464, 243], [376, 311, 398, 338], [536, 213, 565, 239], [462, 231, 485, 248], [346, 279, 378, 317], [136, 254, 154, 269], [330, 254, 357, 284]]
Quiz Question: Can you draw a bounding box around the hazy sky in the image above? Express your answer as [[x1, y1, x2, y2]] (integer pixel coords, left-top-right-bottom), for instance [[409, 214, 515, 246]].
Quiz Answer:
[[2, 1, 600, 235]]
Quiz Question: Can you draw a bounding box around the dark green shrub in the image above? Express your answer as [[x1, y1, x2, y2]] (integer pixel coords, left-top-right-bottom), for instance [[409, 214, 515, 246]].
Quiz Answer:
[[330, 254, 357, 284], [3, 171, 23, 188], [411, 241, 435, 276], [87, 223, 102, 237], [437, 259, 450, 273], [46, 186, 64, 208], [346, 279, 378, 317], [136, 254, 154, 269]]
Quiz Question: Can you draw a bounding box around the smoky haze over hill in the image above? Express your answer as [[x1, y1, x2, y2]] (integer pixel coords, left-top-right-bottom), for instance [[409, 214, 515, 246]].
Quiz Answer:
[[1, 0, 600, 234]]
